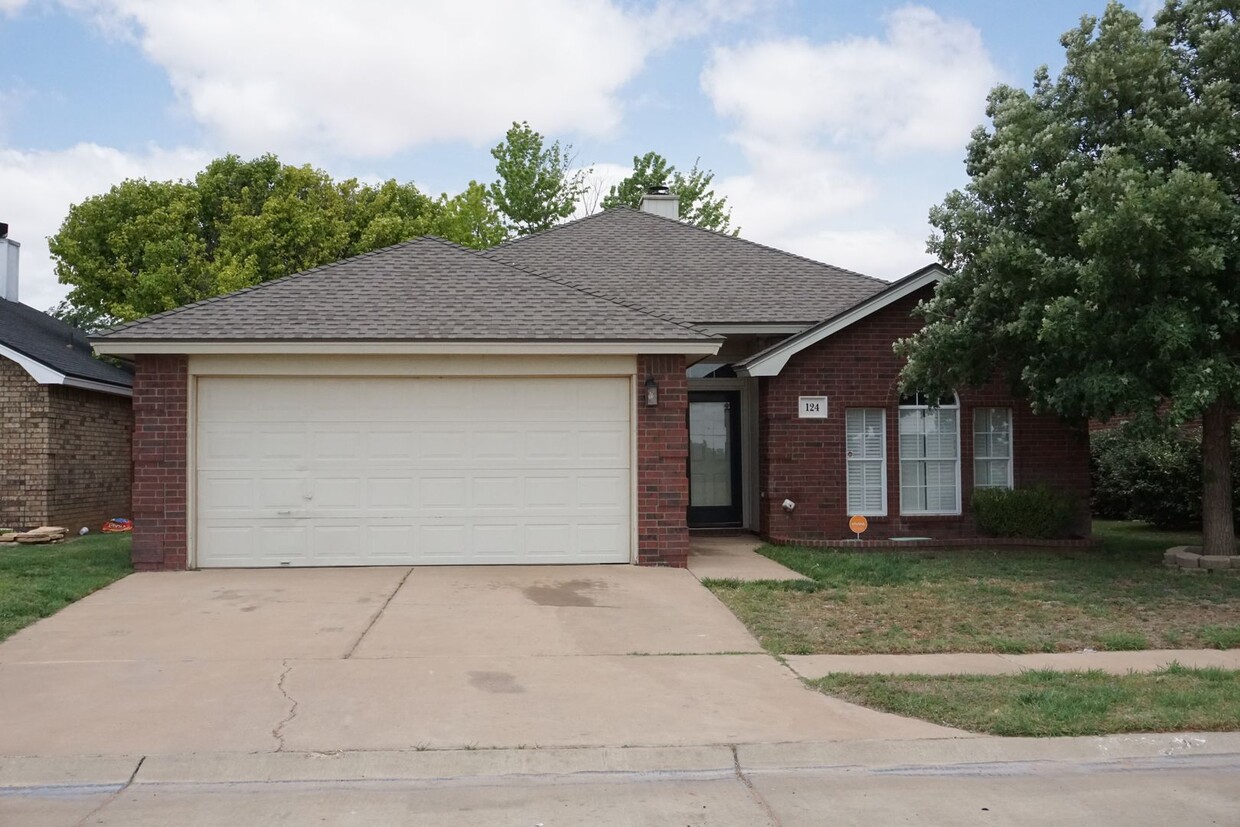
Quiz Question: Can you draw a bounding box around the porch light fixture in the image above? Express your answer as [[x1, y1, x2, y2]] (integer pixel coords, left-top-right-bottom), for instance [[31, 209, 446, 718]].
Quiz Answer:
[[644, 376, 659, 407]]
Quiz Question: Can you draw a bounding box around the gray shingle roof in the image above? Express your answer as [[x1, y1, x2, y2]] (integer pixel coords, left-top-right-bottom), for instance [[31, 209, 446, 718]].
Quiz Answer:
[[0, 299, 133, 388], [491, 207, 888, 325], [96, 236, 713, 342]]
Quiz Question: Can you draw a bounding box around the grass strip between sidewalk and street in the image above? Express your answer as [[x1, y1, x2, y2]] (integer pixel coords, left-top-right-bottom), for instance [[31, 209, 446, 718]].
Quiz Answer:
[[0, 533, 132, 641], [812, 664, 1240, 737], [705, 521, 1240, 655]]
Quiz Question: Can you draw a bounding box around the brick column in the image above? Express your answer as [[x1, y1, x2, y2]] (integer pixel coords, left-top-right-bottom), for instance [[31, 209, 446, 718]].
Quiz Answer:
[[131, 354, 188, 570], [636, 354, 689, 566]]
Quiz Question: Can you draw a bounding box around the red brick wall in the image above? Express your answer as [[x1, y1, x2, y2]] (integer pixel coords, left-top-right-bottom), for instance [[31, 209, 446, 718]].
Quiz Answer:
[[0, 359, 52, 528], [759, 288, 1091, 543], [636, 354, 690, 566], [47, 384, 133, 531], [131, 354, 189, 570]]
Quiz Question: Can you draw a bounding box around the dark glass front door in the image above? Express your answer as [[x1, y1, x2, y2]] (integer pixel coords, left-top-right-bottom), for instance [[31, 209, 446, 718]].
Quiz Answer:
[[688, 391, 742, 528]]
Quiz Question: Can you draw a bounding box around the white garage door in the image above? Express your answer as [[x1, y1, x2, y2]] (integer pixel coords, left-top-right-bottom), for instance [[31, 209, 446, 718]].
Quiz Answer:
[[195, 376, 631, 567]]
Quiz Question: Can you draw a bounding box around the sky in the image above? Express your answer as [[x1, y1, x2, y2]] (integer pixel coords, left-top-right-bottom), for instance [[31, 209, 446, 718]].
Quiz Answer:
[[0, 0, 1160, 313]]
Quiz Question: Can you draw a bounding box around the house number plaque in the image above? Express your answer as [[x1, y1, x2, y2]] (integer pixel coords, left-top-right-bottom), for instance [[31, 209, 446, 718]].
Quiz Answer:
[[798, 396, 828, 418]]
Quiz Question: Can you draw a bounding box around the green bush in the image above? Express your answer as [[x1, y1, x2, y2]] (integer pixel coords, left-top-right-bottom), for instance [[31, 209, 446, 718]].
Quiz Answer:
[[972, 485, 1077, 539], [1090, 424, 1240, 530]]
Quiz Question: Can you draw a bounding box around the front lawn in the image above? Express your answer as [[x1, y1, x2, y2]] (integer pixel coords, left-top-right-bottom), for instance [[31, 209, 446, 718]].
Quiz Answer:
[[813, 665, 1240, 736], [0, 533, 132, 641], [705, 521, 1240, 654]]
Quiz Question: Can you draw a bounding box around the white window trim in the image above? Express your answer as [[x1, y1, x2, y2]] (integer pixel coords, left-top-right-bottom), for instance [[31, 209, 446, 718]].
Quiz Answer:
[[898, 392, 962, 516], [973, 407, 1015, 490], [845, 408, 887, 517]]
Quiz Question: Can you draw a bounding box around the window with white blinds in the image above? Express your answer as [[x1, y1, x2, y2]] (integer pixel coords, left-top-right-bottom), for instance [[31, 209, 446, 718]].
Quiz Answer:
[[898, 392, 961, 514], [845, 408, 886, 515], [973, 407, 1013, 489]]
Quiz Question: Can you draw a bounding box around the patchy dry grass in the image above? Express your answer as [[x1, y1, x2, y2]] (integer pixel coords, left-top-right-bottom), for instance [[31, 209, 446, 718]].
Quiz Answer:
[[705, 521, 1240, 655], [0, 533, 132, 640], [813, 665, 1240, 736]]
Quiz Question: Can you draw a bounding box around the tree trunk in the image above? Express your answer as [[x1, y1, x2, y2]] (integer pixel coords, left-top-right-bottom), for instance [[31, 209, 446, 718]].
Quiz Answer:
[[1201, 400, 1236, 556]]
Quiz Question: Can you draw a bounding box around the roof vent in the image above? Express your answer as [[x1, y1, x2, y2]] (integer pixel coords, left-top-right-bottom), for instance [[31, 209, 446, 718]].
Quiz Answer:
[[640, 186, 679, 221], [0, 223, 18, 303]]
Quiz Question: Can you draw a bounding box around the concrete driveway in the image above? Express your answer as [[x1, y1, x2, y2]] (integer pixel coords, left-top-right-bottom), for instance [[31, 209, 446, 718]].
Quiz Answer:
[[0, 565, 959, 757]]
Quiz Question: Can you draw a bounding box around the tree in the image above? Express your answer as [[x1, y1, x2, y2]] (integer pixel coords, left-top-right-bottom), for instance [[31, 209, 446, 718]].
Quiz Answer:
[[50, 154, 500, 322], [427, 181, 509, 249], [488, 121, 588, 236], [895, 1, 1240, 555], [600, 151, 736, 234]]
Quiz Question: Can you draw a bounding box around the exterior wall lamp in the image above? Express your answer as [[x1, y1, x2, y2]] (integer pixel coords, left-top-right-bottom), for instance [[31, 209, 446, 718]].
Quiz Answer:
[[644, 376, 659, 407]]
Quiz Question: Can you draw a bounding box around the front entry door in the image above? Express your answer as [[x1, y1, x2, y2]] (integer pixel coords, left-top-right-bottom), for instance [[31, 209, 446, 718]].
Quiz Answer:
[[688, 391, 743, 528]]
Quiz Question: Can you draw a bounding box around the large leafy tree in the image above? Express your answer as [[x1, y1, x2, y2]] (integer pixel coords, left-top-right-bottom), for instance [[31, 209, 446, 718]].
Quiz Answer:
[[896, 1, 1240, 554], [50, 155, 502, 323], [600, 151, 736, 234], [488, 121, 588, 236]]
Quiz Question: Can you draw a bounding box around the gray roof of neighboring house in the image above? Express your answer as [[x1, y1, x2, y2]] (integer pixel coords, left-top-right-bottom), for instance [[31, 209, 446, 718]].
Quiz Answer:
[[0, 298, 133, 388], [96, 236, 713, 342], [491, 207, 889, 325]]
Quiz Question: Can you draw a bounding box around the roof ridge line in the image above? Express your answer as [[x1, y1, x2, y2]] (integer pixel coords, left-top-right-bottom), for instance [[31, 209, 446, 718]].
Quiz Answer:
[[497, 206, 887, 285], [422, 236, 717, 340], [97, 237, 433, 337]]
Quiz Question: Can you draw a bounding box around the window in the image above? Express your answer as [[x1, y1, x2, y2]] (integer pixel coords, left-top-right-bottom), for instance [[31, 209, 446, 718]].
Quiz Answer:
[[974, 408, 1013, 489], [898, 392, 960, 514], [845, 409, 886, 515]]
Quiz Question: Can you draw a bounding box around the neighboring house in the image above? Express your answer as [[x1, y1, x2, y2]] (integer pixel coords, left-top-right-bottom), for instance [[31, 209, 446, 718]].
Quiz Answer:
[[0, 226, 134, 531], [92, 194, 1090, 571]]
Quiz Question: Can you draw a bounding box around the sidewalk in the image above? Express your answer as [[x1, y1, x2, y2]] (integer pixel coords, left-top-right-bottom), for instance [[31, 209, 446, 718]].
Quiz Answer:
[[786, 648, 1240, 679], [5, 734, 1240, 826]]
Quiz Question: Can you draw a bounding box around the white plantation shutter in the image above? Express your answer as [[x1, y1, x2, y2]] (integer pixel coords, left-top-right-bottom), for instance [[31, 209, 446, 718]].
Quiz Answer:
[[846, 409, 886, 515]]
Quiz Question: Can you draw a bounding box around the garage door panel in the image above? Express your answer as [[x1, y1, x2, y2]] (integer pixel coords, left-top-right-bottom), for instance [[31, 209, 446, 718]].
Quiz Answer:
[[365, 427, 415, 461], [419, 427, 470, 463], [472, 430, 521, 462], [311, 428, 362, 461], [258, 524, 310, 564], [196, 376, 631, 567], [526, 429, 574, 461], [367, 477, 416, 509], [199, 476, 254, 512], [420, 476, 467, 510], [472, 476, 521, 510]]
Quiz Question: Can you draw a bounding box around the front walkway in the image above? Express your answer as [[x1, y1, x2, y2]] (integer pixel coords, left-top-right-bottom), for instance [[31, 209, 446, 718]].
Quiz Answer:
[[787, 649, 1240, 679], [687, 534, 809, 581]]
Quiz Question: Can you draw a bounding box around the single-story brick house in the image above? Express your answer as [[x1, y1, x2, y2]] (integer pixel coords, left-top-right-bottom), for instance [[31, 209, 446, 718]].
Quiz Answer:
[[93, 193, 1090, 570], [0, 227, 134, 531]]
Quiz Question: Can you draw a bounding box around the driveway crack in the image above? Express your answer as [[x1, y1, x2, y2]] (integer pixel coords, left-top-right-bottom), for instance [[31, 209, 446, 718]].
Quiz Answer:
[[272, 659, 299, 752], [73, 755, 145, 826], [344, 567, 413, 659], [732, 744, 782, 826]]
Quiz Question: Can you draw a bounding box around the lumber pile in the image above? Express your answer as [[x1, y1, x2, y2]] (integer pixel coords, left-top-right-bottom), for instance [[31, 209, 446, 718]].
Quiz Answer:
[[0, 526, 69, 544]]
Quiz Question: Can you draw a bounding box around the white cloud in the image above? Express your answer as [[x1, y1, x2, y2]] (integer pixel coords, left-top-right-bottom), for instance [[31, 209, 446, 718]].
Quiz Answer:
[[0, 143, 210, 311], [703, 5, 999, 156], [62, 0, 762, 159], [702, 5, 1001, 279]]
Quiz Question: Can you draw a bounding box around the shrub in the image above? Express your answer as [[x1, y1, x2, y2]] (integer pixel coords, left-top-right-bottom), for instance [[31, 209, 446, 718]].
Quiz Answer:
[[972, 485, 1078, 539], [1090, 424, 1240, 530]]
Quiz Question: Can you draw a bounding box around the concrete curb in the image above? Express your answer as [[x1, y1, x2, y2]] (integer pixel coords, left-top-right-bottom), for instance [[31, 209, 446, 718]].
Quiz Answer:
[[6, 733, 1240, 789]]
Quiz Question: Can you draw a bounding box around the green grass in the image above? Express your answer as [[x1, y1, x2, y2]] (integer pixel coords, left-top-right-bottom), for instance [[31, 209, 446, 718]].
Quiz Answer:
[[813, 665, 1240, 736], [706, 520, 1240, 655], [0, 533, 133, 640]]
